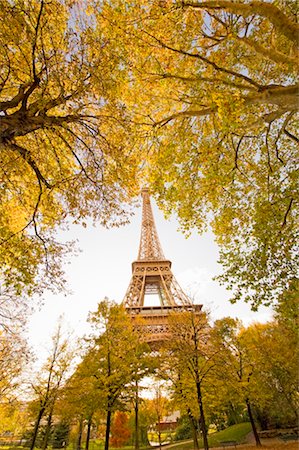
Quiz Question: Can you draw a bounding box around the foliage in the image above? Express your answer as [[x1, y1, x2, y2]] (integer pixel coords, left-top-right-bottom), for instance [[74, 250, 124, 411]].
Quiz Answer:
[[211, 315, 298, 438], [174, 416, 193, 440], [84, 299, 151, 450], [0, 0, 141, 296], [0, 284, 32, 335], [95, 0, 299, 308], [1, 0, 297, 309], [243, 321, 298, 429], [51, 421, 70, 449], [110, 412, 131, 447], [0, 401, 30, 435], [0, 331, 28, 400], [128, 400, 155, 446], [274, 278, 299, 332], [211, 318, 263, 445], [163, 310, 214, 449], [28, 320, 75, 450], [58, 359, 99, 431]]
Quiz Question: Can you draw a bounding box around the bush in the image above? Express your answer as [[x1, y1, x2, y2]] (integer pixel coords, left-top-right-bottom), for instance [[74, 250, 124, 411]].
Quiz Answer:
[[174, 416, 193, 441], [51, 422, 70, 449]]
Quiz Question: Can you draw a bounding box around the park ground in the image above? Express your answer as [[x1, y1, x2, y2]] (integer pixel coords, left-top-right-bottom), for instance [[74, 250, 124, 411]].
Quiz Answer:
[[83, 423, 298, 450]]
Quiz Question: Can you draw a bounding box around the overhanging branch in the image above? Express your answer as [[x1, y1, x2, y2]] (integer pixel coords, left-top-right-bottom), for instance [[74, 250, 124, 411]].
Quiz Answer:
[[181, 1, 299, 45], [4, 141, 52, 189]]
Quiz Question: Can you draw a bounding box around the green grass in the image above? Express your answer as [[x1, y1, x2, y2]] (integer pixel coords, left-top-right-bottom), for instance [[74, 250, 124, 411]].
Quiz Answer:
[[165, 422, 252, 450], [84, 442, 151, 450], [208, 422, 252, 446], [80, 423, 251, 450]]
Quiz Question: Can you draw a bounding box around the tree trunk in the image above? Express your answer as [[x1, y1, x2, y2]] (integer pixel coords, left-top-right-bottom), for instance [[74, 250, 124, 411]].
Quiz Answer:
[[187, 408, 199, 449], [30, 406, 45, 450], [134, 381, 139, 450], [158, 424, 162, 450], [85, 416, 92, 450], [192, 423, 199, 450], [104, 409, 112, 450], [196, 380, 209, 450], [77, 418, 83, 450], [246, 398, 262, 447], [41, 407, 54, 450]]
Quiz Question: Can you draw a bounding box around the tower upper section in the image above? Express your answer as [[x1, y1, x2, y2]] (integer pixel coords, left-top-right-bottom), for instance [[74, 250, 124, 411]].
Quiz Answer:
[[137, 188, 166, 261]]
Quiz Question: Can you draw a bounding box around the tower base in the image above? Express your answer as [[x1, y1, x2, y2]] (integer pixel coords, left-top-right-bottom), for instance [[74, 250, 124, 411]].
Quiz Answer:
[[126, 304, 203, 345]]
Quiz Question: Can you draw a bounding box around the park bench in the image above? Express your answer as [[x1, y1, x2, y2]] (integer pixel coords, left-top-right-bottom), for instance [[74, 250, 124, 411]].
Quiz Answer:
[[279, 434, 298, 442], [219, 441, 238, 448]]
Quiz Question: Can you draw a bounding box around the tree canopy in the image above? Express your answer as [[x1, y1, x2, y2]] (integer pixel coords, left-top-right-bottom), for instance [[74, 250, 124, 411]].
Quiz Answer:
[[0, 0, 298, 307], [95, 0, 298, 307], [0, 0, 141, 296]]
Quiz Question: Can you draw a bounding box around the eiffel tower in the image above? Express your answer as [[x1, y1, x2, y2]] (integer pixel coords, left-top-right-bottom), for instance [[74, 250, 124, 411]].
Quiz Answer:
[[123, 188, 202, 343]]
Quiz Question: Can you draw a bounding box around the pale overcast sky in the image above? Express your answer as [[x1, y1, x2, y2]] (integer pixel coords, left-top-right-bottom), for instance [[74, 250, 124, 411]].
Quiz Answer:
[[27, 197, 272, 359]]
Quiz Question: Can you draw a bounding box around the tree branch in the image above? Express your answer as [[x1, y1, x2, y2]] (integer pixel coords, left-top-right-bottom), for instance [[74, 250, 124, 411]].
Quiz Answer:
[[144, 30, 261, 89], [155, 106, 215, 127], [0, 82, 31, 112], [273, 112, 296, 164], [237, 36, 298, 66], [181, 1, 299, 45], [281, 198, 294, 229], [151, 72, 256, 91], [284, 129, 299, 144], [32, 0, 45, 81], [4, 141, 51, 188], [154, 85, 298, 127]]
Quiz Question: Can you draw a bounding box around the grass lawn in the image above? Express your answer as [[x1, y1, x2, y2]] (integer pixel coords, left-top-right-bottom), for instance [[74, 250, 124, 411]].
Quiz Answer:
[[207, 422, 252, 446], [161, 422, 252, 450], [85, 423, 251, 450]]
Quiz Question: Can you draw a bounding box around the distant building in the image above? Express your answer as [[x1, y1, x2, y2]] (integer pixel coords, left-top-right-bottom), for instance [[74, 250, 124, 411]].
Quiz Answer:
[[156, 411, 180, 432]]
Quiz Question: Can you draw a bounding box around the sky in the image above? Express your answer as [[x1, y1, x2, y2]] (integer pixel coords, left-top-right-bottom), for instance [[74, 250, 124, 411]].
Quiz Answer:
[[27, 196, 273, 361]]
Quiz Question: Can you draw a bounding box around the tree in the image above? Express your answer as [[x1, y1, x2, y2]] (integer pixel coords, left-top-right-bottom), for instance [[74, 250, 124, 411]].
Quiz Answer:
[[0, 0, 140, 297], [59, 355, 102, 450], [51, 421, 70, 449], [0, 401, 31, 436], [0, 330, 28, 401], [128, 399, 155, 447], [85, 299, 149, 450], [95, 0, 298, 308], [274, 278, 299, 332], [29, 321, 74, 450], [2, 0, 297, 309], [0, 284, 31, 335], [165, 310, 214, 450], [212, 318, 261, 447], [151, 382, 170, 449], [244, 320, 298, 429], [110, 411, 131, 447], [126, 320, 156, 450]]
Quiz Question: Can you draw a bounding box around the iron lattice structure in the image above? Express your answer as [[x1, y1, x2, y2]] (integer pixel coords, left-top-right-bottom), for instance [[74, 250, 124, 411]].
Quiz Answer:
[[123, 188, 202, 343]]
